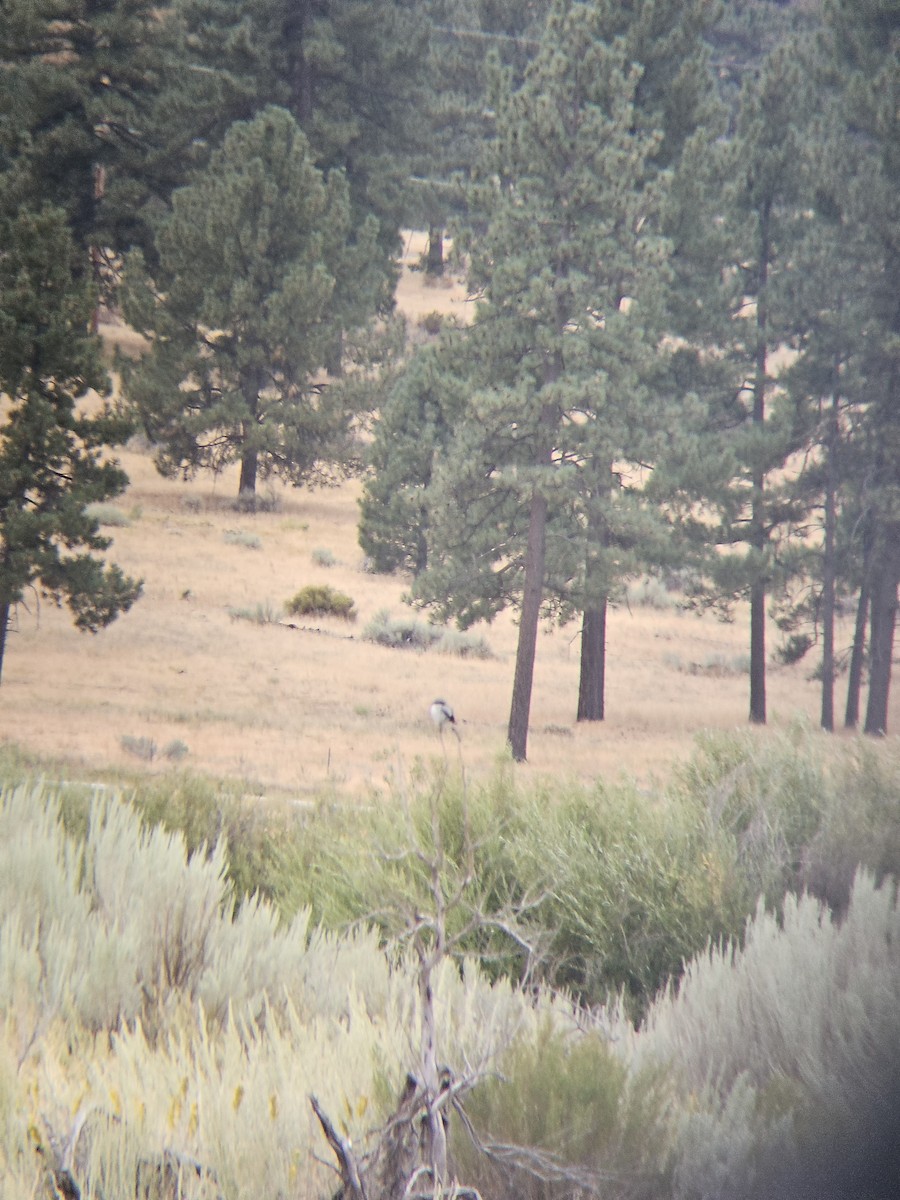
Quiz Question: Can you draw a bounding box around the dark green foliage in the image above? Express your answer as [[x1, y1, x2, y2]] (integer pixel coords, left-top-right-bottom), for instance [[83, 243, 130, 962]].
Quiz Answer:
[[0, 0, 196, 277], [358, 333, 470, 576], [285, 584, 357, 621], [0, 204, 142, 683], [177, 0, 431, 295]]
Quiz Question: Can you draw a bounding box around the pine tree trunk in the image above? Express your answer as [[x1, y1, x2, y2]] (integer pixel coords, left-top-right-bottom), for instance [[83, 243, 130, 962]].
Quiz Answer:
[[749, 199, 771, 726], [239, 446, 258, 496], [0, 600, 9, 686], [577, 602, 607, 722], [239, 385, 261, 496], [864, 548, 899, 736], [508, 487, 548, 762], [845, 579, 869, 730], [426, 224, 444, 276], [506, 329, 559, 762], [820, 382, 840, 731], [749, 578, 767, 724]]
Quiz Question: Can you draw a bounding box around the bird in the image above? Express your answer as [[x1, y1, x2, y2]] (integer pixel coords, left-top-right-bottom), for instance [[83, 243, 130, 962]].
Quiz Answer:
[[430, 698, 460, 740]]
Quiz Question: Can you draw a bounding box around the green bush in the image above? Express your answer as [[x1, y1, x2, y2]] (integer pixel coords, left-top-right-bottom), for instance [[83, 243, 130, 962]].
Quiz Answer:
[[285, 584, 357, 621]]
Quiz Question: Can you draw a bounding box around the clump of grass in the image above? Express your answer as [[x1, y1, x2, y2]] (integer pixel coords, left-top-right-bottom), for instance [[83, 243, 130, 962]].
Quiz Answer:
[[625, 575, 680, 610], [311, 547, 336, 567], [663, 651, 750, 677], [362, 612, 493, 657], [85, 501, 131, 527], [362, 608, 442, 650], [228, 600, 283, 625], [433, 628, 494, 659], [162, 739, 189, 762], [285, 585, 357, 621], [120, 734, 157, 761], [232, 487, 280, 514], [223, 529, 263, 550]]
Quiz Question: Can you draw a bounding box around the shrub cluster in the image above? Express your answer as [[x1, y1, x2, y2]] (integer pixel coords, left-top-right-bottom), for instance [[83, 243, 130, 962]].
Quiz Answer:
[[363, 608, 493, 657]]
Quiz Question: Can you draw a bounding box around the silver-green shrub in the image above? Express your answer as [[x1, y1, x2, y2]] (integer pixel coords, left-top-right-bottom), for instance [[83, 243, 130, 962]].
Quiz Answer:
[[637, 870, 900, 1199], [362, 607, 442, 649]]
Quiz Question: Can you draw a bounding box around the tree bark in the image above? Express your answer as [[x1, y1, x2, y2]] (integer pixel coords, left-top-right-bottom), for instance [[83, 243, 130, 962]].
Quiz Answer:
[[820, 380, 840, 731], [507, 486, 548, 762], [577, 602, 607, 722], [426, 224, 444, 276], [845, 578, 869, 730], [748, 198, 777, 724], [864, 548, 899, 736], [748, 198, 771, 726], [238, 444, 258, 496], [0, 601, 9, 687]]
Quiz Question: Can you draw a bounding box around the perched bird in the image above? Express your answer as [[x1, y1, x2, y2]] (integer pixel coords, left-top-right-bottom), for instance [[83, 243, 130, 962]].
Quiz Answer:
[[430, 698, 460, 740]]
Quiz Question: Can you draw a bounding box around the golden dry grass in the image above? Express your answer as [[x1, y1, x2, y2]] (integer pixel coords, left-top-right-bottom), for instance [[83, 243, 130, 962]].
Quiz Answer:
[[0, 234, 891, 798]]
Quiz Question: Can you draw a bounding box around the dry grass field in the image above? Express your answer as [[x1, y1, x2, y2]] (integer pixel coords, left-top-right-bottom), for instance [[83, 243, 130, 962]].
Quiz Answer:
[[0, 234, 892, 799]]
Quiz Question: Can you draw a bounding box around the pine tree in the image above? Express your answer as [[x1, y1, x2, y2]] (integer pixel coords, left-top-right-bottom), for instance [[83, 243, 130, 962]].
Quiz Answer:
[[121, 106, 382, 497], [0, 205, 142, 684], [701, 39, 815, 726], [415, 1, 672, 761]]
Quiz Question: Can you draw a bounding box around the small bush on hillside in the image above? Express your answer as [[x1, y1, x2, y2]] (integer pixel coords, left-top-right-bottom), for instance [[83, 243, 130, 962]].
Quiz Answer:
[[361, 610, 490, 656], [228, 600, 283, 625], [311, 546, 336, 567], [362, 608, 442, 650], [223, 528, 263, 550], [120, 734, 157, 761], [433, 628, 494, 659], [85, 501, 131, 527], [625, 575, 680, 610], [285, 584, 357, 621], [232, 486, 279, 514]]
